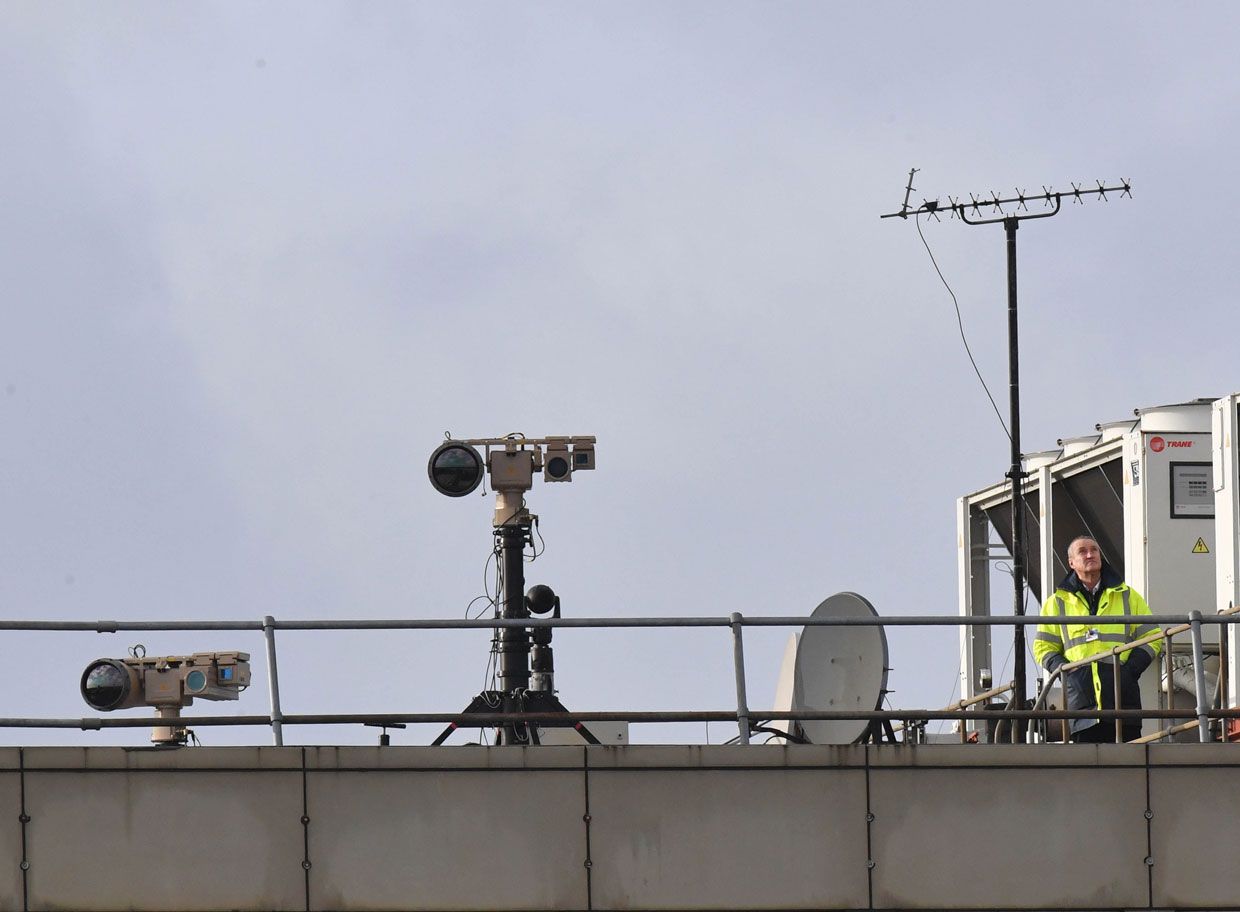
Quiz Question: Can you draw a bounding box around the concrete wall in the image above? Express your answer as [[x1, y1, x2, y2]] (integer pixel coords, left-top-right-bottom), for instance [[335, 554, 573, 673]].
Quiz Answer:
[[0, 743, 1235, 911]]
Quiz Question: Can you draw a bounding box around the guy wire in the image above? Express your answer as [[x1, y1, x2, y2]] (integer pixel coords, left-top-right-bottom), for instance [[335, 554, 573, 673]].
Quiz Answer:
[[916, 212, 1010, 441]]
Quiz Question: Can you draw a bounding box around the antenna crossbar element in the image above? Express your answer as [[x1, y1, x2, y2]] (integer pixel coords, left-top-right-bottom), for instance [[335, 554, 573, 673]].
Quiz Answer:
[[880, 180, 1131, 221]]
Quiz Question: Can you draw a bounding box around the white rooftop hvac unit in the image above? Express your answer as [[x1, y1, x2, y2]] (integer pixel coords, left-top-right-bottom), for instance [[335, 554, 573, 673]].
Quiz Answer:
[[957, 396, 1240, 740]]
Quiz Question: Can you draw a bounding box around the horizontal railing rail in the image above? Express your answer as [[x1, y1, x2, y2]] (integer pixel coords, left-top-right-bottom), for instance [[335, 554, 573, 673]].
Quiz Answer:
[[0, 613, 1233, 631], [4, 707, 1239, 730], [4, 611, 1237, 745]]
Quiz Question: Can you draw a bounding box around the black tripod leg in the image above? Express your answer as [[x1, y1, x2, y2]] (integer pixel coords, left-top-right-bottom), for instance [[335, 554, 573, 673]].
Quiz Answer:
[[432, 693, 504, 746], [431, 723, 459, 747], [526, 693, 602, 744], [573, 722, 601, 745]]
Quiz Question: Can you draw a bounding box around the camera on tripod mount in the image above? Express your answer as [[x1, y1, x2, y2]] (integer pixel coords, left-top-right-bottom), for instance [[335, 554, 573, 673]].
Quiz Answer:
[[427, 432, 602, 746]]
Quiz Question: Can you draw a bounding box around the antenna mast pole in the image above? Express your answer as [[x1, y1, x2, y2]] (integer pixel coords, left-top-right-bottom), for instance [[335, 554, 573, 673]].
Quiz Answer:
[[882, 173, 1132, 738]]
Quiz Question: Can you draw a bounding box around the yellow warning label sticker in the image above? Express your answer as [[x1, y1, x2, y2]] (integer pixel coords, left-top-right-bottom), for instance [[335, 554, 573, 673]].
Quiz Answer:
[[1193, 537, 1210, 554]]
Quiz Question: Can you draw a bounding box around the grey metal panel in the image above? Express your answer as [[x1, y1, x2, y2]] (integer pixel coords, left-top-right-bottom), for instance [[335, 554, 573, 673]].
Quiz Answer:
[[0, 771, 22, 912], [961, 503, 993, 717], [583, 742, 866, 770], [985, 486, 1046, 602], [18, 745, 304, 772], [865, 742, 1145, 770], [15, 743, 1240, 911], [870, 752, 1148, 909], [306, 769, 588, 911], [303, 743, 586, 771], [1149, 744, 1240, 908], [984, 458, 1125, 603], [1057, 464, 1126, 581], [24, 769, 305, 911], [589, 767, 869, 910]]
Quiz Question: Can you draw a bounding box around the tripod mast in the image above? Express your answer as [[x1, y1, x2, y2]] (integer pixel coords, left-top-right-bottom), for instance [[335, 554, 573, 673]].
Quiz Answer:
[[428, 434, 599, 747], [495, 493, 533, 712]]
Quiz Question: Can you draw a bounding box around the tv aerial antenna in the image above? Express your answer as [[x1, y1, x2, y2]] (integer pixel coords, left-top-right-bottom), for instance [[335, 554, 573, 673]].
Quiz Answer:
[[881, 170, 1132, 729]]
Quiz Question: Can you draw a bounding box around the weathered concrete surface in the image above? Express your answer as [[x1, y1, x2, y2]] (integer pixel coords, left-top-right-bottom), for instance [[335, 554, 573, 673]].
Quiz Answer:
[[305, 746, 587, 910], [0, 751, 22, 912], [0, 743, 1233, 911], [21, 747, 304, 911], [1148, 743, 1240, 908], [869, 746, 1148, 909], [588, 746, 868, 909]]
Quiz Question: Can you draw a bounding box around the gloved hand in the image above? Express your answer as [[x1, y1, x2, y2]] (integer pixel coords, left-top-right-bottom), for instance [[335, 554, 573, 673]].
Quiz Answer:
[[1125, 649, 1152, 679], [1043, 652, 1066, 674]]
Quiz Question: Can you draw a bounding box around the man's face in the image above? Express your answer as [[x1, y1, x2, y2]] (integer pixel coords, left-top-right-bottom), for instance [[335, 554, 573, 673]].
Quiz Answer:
[[1068, 539, 1102, 577]]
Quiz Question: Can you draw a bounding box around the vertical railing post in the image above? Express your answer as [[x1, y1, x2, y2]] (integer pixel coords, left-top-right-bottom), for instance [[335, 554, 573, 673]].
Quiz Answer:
[[1162, 628, 1174, 721], [730, 612, 751, 745], [1189, 611, 1211, 743], [1111, 649, 1123, 742], [263, 615, 285, 747], [1220, 611, 1230, 735]]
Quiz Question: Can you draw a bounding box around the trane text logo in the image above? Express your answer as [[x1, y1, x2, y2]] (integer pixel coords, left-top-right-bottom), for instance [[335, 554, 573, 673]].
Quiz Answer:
[[1149, 436, 1194, 453]]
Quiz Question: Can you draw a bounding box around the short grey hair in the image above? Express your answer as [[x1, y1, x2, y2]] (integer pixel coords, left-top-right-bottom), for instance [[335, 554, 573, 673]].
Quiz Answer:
[[1066, 535, 1099, 560]]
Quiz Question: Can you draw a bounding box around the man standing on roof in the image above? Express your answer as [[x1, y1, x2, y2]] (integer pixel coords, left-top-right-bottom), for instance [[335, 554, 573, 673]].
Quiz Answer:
[[1033, 536, 1162, 743]]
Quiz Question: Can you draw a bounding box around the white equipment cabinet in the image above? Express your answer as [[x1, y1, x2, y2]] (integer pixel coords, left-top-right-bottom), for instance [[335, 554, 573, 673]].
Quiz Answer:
[[1122, 403, 1216, 635], [957, 398, 1235, 739]]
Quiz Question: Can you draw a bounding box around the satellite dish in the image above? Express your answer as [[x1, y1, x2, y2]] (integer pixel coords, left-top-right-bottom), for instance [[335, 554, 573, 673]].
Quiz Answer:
[[792, 592, 888, 744], [767, 633, 800, 744]]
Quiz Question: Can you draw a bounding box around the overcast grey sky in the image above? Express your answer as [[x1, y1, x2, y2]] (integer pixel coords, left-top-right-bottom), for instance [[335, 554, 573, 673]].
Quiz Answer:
[[4, 3, 1240, 745]]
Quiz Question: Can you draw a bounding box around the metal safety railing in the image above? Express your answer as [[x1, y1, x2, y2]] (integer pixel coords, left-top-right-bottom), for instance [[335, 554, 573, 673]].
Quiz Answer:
[[2, 611, 1239, 746]]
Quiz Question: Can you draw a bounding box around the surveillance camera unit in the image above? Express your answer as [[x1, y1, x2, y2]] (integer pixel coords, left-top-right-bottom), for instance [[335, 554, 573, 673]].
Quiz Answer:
[[428, 434, 596, 498], [81, 650, 252, 745], [429, 434, 596, 528]]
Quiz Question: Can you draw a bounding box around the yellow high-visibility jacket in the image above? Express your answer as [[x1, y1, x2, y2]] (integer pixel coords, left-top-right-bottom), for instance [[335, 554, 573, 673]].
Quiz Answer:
[[1033, 568, 1161, 734]]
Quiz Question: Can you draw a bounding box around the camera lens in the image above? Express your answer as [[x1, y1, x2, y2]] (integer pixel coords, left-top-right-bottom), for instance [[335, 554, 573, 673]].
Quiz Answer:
[[428, 443, 484, 497], [546, 455, 570, 479], [525, 584, 558, 615], [81, 659, 131, 711], [185, 669, 208, 694]]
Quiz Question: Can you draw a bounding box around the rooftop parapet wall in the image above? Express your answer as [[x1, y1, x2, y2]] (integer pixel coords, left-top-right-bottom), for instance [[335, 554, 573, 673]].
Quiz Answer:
[[0, 744, 1236, 911]]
